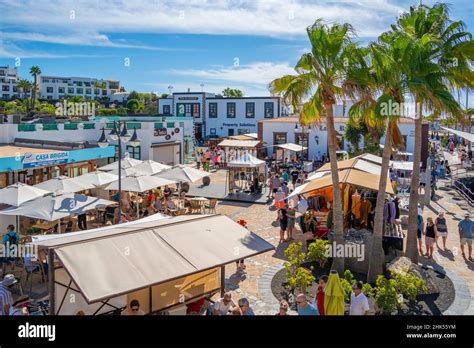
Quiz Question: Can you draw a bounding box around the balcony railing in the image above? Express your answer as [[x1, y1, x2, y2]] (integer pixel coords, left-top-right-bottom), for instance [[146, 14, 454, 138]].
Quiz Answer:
[[18, 124, 36, 132]]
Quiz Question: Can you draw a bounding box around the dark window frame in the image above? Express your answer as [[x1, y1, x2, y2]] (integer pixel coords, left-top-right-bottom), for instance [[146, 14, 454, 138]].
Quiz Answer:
[[264, 102, 274, 118], [209, 102, 218, 118], [245, 102, 255, 118], [227, 102, 236, 118]]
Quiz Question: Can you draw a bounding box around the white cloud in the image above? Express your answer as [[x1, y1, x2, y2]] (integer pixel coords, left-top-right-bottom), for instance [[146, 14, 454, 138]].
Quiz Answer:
[[0, 0, 406, 47], [0, 40, 99, 59], [170, 62, 295, 85]]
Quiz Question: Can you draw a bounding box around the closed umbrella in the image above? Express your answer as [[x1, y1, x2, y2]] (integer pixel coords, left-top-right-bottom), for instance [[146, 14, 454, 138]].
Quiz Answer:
[[75, 171, 119, 187], [34, 176, 95, 194], [324, 270, 345, 315], [104, 176, 177, 219], [154, 164, 208, 183], [0, 182, 51, 206]]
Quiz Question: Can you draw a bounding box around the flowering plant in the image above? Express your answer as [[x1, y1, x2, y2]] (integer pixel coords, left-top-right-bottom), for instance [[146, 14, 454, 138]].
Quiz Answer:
[[236, 219, 247, 227]]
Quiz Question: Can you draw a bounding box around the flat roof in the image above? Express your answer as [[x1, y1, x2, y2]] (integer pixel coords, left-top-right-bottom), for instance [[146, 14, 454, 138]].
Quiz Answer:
[[0, 146, 58, 159]]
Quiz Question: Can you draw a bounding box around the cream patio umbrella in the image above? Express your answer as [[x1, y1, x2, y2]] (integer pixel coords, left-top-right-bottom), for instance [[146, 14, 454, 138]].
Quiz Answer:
[[74, 171, 119, 187], [122, 160, 171, 176], [154, 164, 208, 183], [0, 182, 51, 207], [34, 175, 95, 195]]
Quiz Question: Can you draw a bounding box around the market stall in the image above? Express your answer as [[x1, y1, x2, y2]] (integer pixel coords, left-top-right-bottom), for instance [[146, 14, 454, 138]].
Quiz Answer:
[[217, 139, 260, 166], [226, 153, 266, 194]]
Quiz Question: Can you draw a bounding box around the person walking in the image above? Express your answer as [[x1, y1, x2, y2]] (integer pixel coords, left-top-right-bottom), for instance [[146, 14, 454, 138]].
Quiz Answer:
[[424, 217, 437, 259], [417, 212, 425, 255], [277, 206, 288, 243], [458, 212, 473, 262], [435, 212, 449, 250]]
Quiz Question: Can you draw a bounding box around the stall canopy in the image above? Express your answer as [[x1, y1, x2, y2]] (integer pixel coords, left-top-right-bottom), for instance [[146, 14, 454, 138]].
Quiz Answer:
[[0, 182, 51, 207], [317, 158, 382, 175], [0, 193, 116, 221], [443, 151, 462, 166], [356, 153, 383, 165], [227, 153, 265, 168], [32, 214, 274, 303], [218, 139, 260, 148], [296, 168, 394, 196], [441, 126, 474, 143], [276, 143, 308, 152]]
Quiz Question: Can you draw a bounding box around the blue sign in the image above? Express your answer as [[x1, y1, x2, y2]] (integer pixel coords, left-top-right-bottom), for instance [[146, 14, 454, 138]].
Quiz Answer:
[[22, 151, 70, 169]]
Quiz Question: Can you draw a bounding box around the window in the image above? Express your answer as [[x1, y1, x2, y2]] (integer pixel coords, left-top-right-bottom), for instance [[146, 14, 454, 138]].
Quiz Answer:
[[76, 81, 82, 86], [245, 102, 255, 118], [295, 133, 309, 159], [339, 125, 345, 131], [94, 89, 100, 95], [163, 105, 171, 115], [192, 103, 200, 118], [2, 86, 10, 91], [227, 103, 236, 118], [228, 129, 235, 136], [273, 132, 287, 145], [102, 90, 107, 96], [86, 88, 92, 95], [58, 87, 65, 94], [68, 87, 74, 94], [126, 145, 141, 160], [264, 102, 274, 118], [210, 128, 216, 135], [76, 88, 83, 94], [46, 87, 53, 93], [209, 102, 218, 118], [47, 96, 53, 100], [167, 122, 175, 128]]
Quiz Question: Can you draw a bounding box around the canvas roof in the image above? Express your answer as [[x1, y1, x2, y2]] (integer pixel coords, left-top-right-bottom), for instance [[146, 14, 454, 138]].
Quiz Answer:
[[441, 126, 474, 143], [297, 168, 394, 195], [218, 139, 260, 148], [317, 158, 382, 175], [276, 143, 308, 152], [32, 214, 274, 303], [227, 154, 266, 168]]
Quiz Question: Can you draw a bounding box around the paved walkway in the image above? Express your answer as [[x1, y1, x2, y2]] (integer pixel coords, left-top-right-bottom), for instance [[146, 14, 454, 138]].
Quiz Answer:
[[216, 176, 474, 315]]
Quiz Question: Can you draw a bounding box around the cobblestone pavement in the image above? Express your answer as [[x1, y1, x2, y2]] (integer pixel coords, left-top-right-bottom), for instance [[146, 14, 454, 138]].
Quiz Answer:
[[215, 176, 474, 315]]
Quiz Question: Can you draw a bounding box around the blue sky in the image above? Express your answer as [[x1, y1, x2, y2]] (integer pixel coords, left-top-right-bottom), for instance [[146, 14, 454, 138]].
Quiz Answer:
[[0, 0, 472, 97]]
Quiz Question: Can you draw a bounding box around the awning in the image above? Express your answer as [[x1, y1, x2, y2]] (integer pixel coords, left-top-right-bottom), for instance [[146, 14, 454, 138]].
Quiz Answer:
[[356, 153, 383, 165], [441, 126, 474, 143], [276, 143, 308, 152], [317, 158, 382, 175], [227, 133, 258, 141], [218, 139, 260, 148], [297, 168, 394, 195], [391, 161, 417, 171], [227, 153, 266, 168], [32, 214, 274, 303]]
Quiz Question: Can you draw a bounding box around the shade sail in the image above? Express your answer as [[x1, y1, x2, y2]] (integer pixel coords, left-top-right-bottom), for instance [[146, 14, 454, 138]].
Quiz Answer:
[[121, 160, 171, 176], [74, 171, 119, 187], [356, 153, 383, 165], [317, 158, 382, 175], [391, 161, 417, 171], [276, 143, 308, 152], [441, 126, 474, 143], [32, 215, 274, 303], [104, 175, 177, 192], [34, 175, 95, 194], [218, 139, 260, 148], [227, 153, 266, 168], [154, 164, 208, 183], [0, 182, 51, 207], [306, 171, 330, 182], [298, 168, 394, 195], [98, 157, 143, 171], [0, 193, 117, 221]]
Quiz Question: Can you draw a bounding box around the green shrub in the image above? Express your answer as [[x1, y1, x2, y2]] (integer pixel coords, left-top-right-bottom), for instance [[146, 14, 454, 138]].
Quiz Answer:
[[392, 271, 427, 301], [375, 275, 401, 314], [283, 242, 307, 291], [306, 240, 329, 267], [362, 283, 375, 298], [286, 267, 315, 293]]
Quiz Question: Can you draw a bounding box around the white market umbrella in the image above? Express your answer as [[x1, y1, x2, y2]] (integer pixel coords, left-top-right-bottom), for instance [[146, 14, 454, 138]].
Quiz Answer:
[[0, 182, 51, 207], [104, 175, 177, 219], [98, 157, 143, 172], [154, 164, 208, 183], [0, 193, 116, 233], [34, 176, 95, 195], [123, 160, 171, 176], [75, 171, 119, 187]]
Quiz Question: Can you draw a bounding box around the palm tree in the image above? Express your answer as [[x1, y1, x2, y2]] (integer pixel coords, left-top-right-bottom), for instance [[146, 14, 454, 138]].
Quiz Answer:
[[344, 39, 406, 283], [270, 19, 357, 273], [391, 3, 473, 262], [29, 66, 41, 111]]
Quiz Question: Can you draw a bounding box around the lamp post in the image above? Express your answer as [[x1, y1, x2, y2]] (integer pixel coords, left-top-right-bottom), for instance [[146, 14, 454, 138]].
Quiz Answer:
[[98, 120, 141, 220]]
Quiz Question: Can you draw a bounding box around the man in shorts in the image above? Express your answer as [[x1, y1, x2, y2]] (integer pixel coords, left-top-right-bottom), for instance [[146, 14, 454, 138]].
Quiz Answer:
[[458, 212, 473, 262]]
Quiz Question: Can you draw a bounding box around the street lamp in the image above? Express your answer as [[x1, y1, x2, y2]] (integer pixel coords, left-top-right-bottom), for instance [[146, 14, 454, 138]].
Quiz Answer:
[[97, 120, 141, 221]]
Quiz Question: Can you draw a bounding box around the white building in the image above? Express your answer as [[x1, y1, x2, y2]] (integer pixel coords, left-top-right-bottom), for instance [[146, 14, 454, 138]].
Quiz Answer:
[[258, 116, 418, 161], [157, 92, 284, 141], [38, 76, 121, 101], [0, 66, 19, 100]]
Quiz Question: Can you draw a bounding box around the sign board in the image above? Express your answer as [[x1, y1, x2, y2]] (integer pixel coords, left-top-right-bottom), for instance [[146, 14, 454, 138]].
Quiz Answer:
[[154, 128, 168, 136], [177, 97, 199, 100], [22, 151, 69, 168]]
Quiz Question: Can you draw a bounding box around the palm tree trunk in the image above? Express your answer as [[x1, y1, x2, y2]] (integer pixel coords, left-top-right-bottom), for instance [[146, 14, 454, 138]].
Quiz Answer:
[[406, 98, 422, 263], [31, 76, 37, 111], [367, 121, 392, 283], [326, 103, 344, 274]]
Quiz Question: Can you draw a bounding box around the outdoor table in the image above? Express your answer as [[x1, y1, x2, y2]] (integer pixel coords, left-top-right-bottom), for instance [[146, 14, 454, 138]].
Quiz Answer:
[[32, 220, 60, 231]]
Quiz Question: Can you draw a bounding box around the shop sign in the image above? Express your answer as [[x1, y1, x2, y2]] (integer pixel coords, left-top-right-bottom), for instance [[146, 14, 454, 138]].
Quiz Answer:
[[22, 151, 69, 168], [154, 128, 168, 136]]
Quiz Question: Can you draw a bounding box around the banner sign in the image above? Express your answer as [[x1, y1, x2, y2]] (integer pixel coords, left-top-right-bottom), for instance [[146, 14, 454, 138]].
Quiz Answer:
[[154, 128, 168, 136], [22, 151, 69, 168]]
